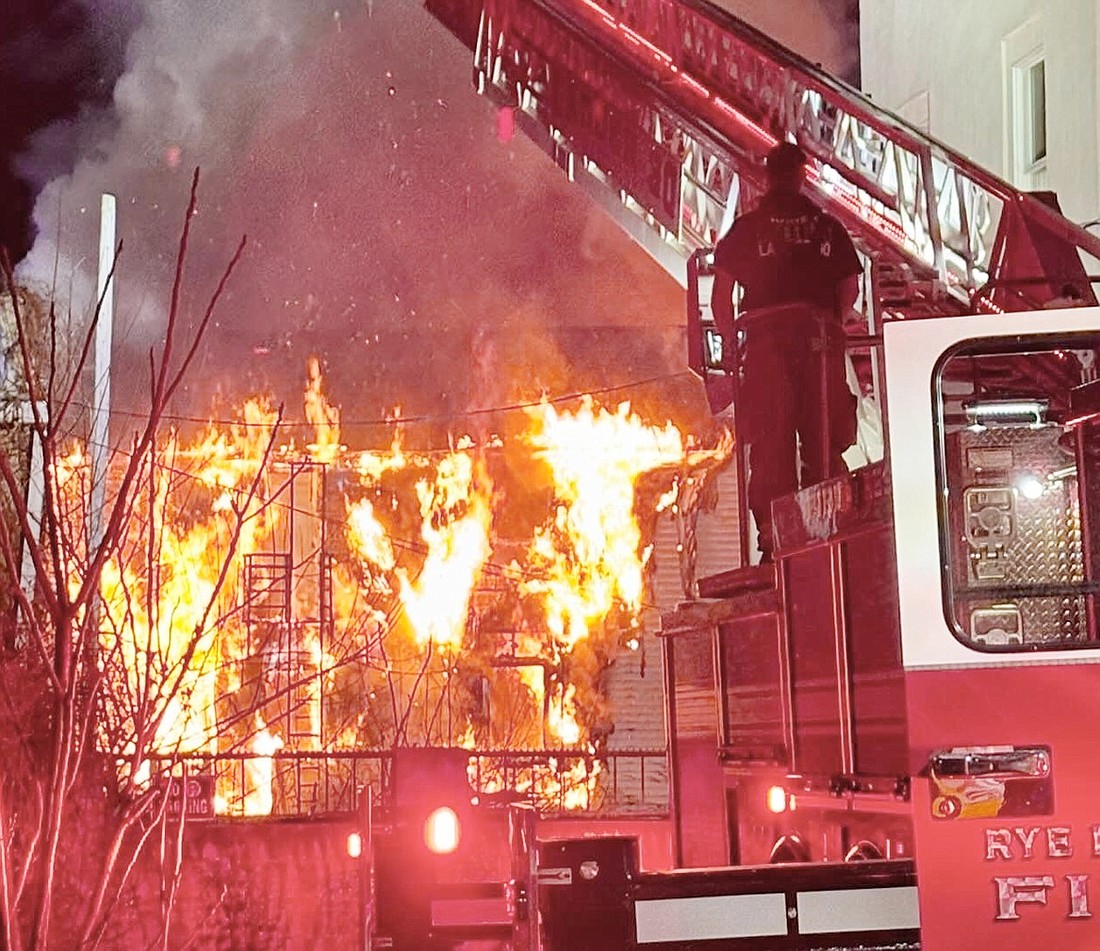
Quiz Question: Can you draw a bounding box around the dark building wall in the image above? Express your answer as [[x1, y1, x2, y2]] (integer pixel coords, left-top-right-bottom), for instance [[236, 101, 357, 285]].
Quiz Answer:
[[110, 817, 363, 950]]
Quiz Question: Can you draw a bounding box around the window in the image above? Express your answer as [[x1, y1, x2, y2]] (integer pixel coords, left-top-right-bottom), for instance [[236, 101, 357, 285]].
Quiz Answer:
[[934, 335, 1100, 651], [1021, 58, 1047, 168], [1003, 19, 1048, 189]]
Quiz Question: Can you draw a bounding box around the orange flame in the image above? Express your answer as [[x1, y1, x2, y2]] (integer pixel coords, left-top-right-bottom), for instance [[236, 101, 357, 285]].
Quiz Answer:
[[346, 498, 397, 573], [304, 356, 343, 463], [52, 359, 728, 812], [396, 453, 493, 650], [520, 397, 686, 650], [241, 717, 284, 816]]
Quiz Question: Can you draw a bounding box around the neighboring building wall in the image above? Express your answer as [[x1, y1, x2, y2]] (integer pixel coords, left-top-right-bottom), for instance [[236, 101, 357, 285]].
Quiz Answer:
[[860, 0, 1100, 226], [605, 496, 682, 815]]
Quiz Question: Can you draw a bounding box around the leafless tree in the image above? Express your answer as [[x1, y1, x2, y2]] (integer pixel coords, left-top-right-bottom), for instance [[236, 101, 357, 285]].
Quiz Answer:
[[0, 171, 273, 949]]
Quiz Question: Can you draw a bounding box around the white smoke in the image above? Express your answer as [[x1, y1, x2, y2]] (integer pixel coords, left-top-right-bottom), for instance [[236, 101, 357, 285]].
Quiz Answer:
[[9, 0, 711, 426], [17, 0, 349, 339]]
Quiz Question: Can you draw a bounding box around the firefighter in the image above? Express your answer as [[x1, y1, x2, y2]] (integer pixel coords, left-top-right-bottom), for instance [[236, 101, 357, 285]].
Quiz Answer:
[[710, 141, 861, 562]]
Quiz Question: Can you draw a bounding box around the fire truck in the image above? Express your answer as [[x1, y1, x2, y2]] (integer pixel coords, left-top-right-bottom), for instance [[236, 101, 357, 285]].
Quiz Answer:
[[418, 0, 1100, 947]]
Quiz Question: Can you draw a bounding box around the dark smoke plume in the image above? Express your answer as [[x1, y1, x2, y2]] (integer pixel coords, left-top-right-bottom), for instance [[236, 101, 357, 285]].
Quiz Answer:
[[8, 0, 855, 437], [0, 0, 136, 262]]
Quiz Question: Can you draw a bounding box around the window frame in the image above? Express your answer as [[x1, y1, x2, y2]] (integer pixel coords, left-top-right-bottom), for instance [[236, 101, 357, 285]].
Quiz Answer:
[[932, 331, 1099, 654], [1013, 52, 1048, 175], [1001, 17, 1048, 190]]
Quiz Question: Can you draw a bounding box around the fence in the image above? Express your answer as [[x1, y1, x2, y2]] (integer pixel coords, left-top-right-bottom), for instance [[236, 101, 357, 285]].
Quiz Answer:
[[148, 747, 668, 819]]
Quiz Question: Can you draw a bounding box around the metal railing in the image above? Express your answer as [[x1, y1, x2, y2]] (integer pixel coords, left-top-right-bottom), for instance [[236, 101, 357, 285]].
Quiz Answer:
[[147, 747, 668, 819]]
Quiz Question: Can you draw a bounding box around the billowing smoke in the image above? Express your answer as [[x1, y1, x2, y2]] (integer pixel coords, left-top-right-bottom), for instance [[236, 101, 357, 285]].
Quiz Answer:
[[11, 0, 697, 434], [0, 0, 136, 262], [18, 0, 355, 348], [713, 0, 859, 83], [6, 0, 859, 437]]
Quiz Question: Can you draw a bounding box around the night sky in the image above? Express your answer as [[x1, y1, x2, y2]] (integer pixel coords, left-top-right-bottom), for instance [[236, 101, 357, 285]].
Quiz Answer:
[[0, 0, 135, 263], [0, 1, 854, 439]]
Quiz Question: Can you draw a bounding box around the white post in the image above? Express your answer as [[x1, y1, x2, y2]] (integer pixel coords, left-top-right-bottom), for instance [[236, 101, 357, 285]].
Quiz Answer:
[[90, 193, 116, 553], [18, 401, 46, 598]]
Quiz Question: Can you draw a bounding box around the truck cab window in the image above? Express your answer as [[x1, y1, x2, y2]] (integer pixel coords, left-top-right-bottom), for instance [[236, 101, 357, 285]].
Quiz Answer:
[[935, 335, 1100, 651]]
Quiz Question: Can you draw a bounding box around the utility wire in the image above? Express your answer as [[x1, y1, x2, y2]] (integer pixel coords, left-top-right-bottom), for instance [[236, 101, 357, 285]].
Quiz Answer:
[[69, 370, 696, 430]]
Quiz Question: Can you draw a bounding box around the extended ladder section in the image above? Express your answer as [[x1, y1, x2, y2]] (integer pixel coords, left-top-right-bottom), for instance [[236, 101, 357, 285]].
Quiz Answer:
[[427, 0, 1100, 319]]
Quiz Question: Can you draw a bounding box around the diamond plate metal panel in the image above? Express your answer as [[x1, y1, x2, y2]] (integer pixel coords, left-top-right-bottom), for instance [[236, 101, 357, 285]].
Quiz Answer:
[[951, 425, 1087, 645]]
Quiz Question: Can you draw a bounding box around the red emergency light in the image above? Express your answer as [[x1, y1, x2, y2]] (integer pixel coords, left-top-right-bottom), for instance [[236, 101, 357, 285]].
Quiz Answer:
[[425, 805, 462, 854]]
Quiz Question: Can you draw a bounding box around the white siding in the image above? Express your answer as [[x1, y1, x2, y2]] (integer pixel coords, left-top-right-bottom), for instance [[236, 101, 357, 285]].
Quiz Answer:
[[604, 462, 743, 811], [861, 0, 1100, 226], [693, 463, 744, 577]]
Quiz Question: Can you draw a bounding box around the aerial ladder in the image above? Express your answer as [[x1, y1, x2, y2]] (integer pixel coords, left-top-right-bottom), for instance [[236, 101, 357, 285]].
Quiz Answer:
[[422, 1, 1100, 948], [425, 0, 1100, 542], [426, 0, 1100, 315]]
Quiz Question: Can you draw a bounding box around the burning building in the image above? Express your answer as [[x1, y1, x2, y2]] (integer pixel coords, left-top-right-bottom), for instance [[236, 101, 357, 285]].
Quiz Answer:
[[62, 356, 730, 817]]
